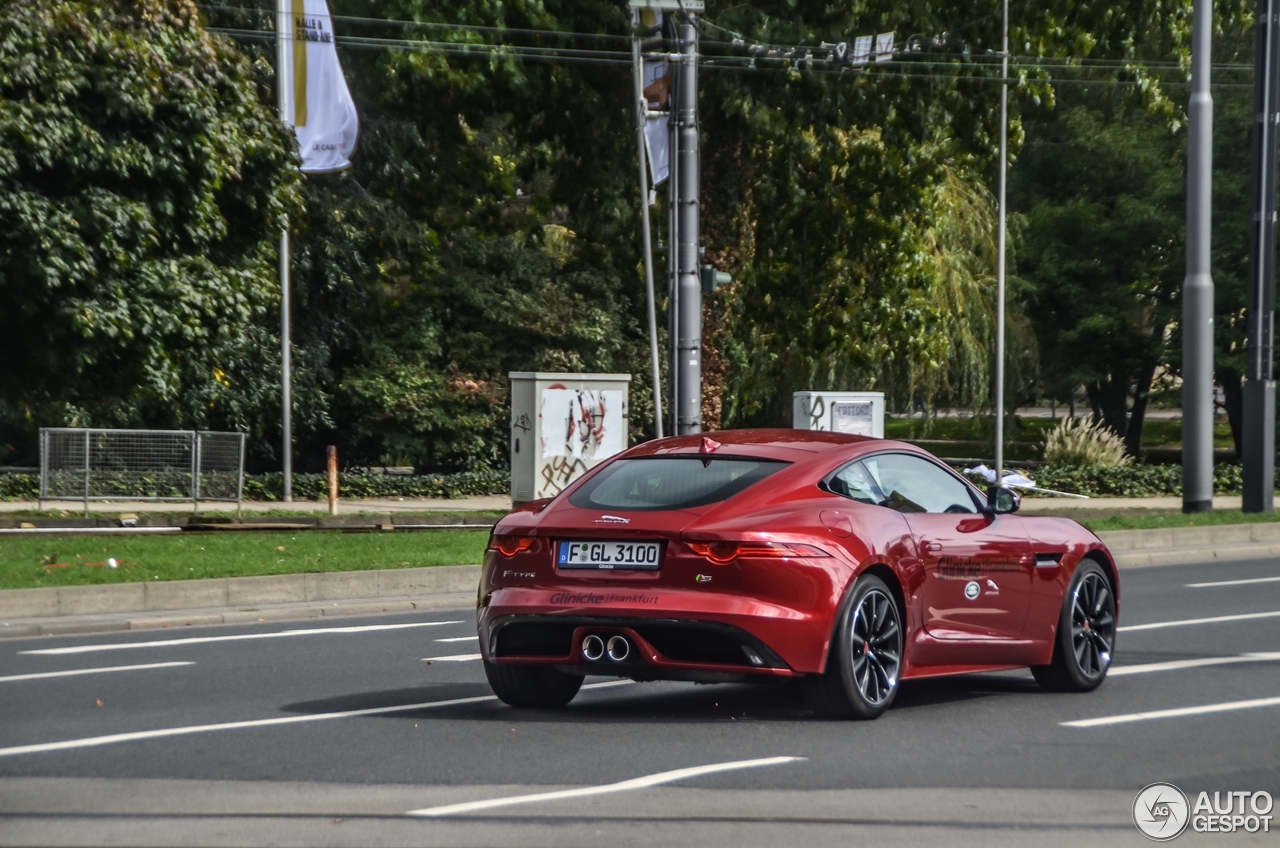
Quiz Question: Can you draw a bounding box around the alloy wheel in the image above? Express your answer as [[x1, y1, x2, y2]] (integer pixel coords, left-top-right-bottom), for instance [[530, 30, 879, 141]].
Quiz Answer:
[[1070, 571, 1115, 678], [849, 588, 901, 705]]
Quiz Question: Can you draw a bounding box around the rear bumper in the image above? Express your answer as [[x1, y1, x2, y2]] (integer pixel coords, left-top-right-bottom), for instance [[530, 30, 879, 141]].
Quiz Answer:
[[478, 586, 835, 677]]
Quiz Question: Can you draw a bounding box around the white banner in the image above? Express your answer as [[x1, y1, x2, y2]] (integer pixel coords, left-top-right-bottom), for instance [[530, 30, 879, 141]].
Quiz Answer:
[[643, 59, 670, 186], [279, 0, 359, 173]]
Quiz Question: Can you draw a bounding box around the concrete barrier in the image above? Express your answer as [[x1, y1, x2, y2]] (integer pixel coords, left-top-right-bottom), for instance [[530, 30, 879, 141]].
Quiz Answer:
[[0, 564, 482, 622]]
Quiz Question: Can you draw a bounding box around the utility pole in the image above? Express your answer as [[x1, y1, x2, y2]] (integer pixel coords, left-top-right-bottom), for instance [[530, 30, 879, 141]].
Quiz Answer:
[[631, 9, 664, 439], [276, 0, 293, 502], [1245, 0, 1279, 513], [994, 0, 1008, 489], [1183, 0, 1215, 513], [673, 12, 702, 435]]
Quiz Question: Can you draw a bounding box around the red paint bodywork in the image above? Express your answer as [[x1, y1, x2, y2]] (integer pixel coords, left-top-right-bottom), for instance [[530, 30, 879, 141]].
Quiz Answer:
[[477, 430, 1118, 682]]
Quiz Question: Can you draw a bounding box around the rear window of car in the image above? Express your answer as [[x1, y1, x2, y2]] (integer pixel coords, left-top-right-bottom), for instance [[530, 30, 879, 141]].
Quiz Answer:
[[568, 456, 789, 512]]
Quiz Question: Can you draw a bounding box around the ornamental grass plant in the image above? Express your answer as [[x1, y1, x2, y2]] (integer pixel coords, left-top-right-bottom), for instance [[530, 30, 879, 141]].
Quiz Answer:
[[1042, 416, 1131, 467]]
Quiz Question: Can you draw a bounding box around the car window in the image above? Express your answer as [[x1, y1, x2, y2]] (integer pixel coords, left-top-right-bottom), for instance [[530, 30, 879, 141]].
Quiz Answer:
[[827, 461, 884, 505], [860, 453, 978, 514], [569, 457, 788, 512]]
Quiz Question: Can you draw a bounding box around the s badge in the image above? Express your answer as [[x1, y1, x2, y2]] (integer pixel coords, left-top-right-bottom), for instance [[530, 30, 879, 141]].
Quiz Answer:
[[964, 581, 981, 601]]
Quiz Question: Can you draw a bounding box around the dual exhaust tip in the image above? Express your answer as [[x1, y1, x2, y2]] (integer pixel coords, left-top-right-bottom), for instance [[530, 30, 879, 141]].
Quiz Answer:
[[582, 634, 631, 663]]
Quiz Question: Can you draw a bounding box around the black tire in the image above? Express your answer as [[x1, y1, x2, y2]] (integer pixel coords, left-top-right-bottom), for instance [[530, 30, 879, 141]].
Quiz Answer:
[[483, 660, 584, 708], [802, 574, 903, 719], [1032, 559, 1116, 692]]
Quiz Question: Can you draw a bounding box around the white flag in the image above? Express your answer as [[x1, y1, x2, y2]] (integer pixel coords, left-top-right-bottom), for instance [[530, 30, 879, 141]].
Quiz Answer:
[[643, 59, 670, 186], [279, 0, 359, 173]]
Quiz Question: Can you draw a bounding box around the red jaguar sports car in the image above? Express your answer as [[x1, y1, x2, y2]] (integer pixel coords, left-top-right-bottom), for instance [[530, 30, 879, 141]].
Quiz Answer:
[[477, 429, 1118, 719]]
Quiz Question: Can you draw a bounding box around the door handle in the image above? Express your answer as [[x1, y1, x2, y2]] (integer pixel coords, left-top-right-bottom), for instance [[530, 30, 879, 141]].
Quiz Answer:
[[924, 542, 943, 553]]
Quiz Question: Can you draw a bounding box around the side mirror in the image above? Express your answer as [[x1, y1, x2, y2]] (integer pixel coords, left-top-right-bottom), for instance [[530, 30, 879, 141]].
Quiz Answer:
[[987, 485, 1021, 515]]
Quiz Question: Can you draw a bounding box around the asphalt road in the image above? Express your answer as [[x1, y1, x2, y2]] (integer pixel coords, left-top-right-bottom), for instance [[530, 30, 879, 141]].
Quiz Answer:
[[1, 556, 1278, 847]]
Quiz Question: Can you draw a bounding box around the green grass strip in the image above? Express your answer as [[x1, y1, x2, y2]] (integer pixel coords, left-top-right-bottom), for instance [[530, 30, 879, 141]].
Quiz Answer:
[[0, 530, 489, 591], [1074, 510, 1280, 533]]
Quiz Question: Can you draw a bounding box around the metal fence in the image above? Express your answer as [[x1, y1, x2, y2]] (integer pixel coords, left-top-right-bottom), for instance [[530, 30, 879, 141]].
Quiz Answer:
[[39, 429, 245, 514]]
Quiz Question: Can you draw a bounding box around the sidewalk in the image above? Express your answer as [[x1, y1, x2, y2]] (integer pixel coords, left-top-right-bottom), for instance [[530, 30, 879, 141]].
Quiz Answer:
[[0, 495, 512, 516], [1019, 495, 1243, 513]]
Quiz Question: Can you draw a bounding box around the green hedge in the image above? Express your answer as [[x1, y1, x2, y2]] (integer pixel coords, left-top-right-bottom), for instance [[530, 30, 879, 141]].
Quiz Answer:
[[241, 470, 508, 501], [964, 464, 1247, 498], [0, 470, 509, 502], [3, 463, 1261, 502]]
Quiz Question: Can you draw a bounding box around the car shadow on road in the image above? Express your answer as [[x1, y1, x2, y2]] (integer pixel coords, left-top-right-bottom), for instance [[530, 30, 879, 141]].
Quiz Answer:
[[281, 671, 1042, 724]]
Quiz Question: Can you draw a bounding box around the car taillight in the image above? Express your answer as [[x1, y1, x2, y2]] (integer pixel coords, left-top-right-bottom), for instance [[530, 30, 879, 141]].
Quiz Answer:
[[688, 541, 739, 564], [492, 535, 535, 557], [687, 541, 830, 564]]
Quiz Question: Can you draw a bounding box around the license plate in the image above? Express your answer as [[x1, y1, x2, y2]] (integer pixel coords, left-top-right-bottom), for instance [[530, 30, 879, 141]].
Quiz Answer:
[[557, 540, 662, 570]]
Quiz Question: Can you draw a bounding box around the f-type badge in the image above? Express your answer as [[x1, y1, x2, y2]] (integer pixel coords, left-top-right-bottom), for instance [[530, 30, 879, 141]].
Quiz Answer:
[[964, 581, 981, 601]]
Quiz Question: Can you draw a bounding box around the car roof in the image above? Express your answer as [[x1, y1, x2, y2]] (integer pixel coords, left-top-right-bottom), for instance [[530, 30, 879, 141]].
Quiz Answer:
[[620, 428, 908, 464]]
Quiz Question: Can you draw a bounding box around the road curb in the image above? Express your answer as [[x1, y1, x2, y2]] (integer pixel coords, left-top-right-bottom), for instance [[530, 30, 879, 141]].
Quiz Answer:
[[0, 564, 481, 625], [0, 591, 477, 639], [1096, 524, 1280, 569]]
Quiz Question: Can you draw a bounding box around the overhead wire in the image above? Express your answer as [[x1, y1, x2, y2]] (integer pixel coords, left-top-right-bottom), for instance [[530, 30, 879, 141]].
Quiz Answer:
[[202, 6, 1254, 89], [195, 3, 638, 43], [207, 27, 634, 65]]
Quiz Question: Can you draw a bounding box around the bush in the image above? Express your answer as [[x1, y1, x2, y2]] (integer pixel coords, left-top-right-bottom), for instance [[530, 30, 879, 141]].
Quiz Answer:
[[1042, 417, 1130, 467], [0, 474, 38, 500], [0, 470, 509, 503], [965, 464, 1247, 498]]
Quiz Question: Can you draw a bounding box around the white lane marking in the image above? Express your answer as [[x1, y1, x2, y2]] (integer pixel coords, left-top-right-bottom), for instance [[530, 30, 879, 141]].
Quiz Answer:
[[1063, 695, 1280, 728], [1109, 652, 1280, 676], [405, 756, 806, 817], [0, 680, 631, 758], [20, 621, 466, 656], [1118, 610, 1280, 632], [435, 637, 478, 643], [1186, 575, 1280, 589], [0, 662, 195, 683], [422, 654, 481, 663]]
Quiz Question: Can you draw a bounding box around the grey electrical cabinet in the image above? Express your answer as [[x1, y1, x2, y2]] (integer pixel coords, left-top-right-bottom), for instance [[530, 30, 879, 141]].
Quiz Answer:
[[792, 391, 885, 438], [510, 372, 632, 505]]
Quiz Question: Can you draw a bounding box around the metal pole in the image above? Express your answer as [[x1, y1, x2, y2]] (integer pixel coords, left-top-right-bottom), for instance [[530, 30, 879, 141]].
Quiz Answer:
[[994, 0, 1008, 489], [83, 429, 90, 518], [277, 0, 293, 503], [1184, 0, 1216, 513], [1245, 0, 1278, 513], [675, 13, 701, 434], [192, 431, 200, 514], [236, 433, 245, 519], [667, 13, 680, 437], [38, 428, 45, 510], [632, 13, 664, 439]]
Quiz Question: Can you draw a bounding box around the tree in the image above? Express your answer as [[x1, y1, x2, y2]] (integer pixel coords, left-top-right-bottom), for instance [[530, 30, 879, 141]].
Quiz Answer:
[[1209, 26, 1270, 459], [0, 0, 298, 465], [1015, 96, 1184, 456]]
